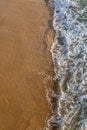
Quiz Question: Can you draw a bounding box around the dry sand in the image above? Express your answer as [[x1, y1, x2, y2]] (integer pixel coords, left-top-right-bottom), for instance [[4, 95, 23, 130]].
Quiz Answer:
[[0, 0, 53, 130]]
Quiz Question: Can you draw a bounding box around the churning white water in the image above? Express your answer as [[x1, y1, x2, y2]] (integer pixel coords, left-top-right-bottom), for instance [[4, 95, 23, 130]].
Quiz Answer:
[[49, 0, 87, 130]]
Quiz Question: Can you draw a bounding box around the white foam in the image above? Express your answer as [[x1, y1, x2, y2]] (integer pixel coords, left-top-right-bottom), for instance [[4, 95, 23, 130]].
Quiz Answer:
[[50, 0, 87, 129]]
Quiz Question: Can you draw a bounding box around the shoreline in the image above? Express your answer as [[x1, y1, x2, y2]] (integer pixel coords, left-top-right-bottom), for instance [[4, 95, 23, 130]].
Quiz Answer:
[[0, 0, 54, 130]]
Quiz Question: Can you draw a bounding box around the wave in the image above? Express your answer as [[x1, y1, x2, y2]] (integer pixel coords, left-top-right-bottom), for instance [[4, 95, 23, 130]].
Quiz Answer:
[[48, 0, 87, 130]]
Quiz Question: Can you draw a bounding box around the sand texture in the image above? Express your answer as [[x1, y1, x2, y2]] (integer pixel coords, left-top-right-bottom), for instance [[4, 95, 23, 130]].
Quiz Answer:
[[0, 0, 52, 130]]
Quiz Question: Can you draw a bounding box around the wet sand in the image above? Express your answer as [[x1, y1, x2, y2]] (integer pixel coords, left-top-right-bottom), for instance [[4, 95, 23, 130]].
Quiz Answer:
[[0, 0, 53, 130]]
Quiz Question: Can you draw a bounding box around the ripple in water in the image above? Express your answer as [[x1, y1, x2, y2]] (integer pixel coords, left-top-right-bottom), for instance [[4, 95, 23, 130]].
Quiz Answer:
[[49, 0, 87, 130]]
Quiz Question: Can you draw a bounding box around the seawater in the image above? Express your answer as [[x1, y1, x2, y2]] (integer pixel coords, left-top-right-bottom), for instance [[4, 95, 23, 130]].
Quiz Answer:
[[48, 0, 87, 130]]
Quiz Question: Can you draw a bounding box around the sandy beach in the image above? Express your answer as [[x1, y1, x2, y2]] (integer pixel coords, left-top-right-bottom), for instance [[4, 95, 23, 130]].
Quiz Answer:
[[0, 0, 53, 130]]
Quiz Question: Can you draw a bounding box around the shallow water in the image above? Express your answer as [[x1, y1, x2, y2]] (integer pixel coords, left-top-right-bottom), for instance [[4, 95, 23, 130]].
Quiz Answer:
[[48, 0, 87, 130]]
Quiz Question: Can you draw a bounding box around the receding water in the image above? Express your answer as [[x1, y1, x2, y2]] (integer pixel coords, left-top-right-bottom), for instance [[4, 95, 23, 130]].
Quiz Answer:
[[47, 0, 87, 130]]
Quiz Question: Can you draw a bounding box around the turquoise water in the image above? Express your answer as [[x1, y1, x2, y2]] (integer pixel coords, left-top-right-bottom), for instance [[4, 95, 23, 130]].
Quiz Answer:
[[48, 0, 87, 130]]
